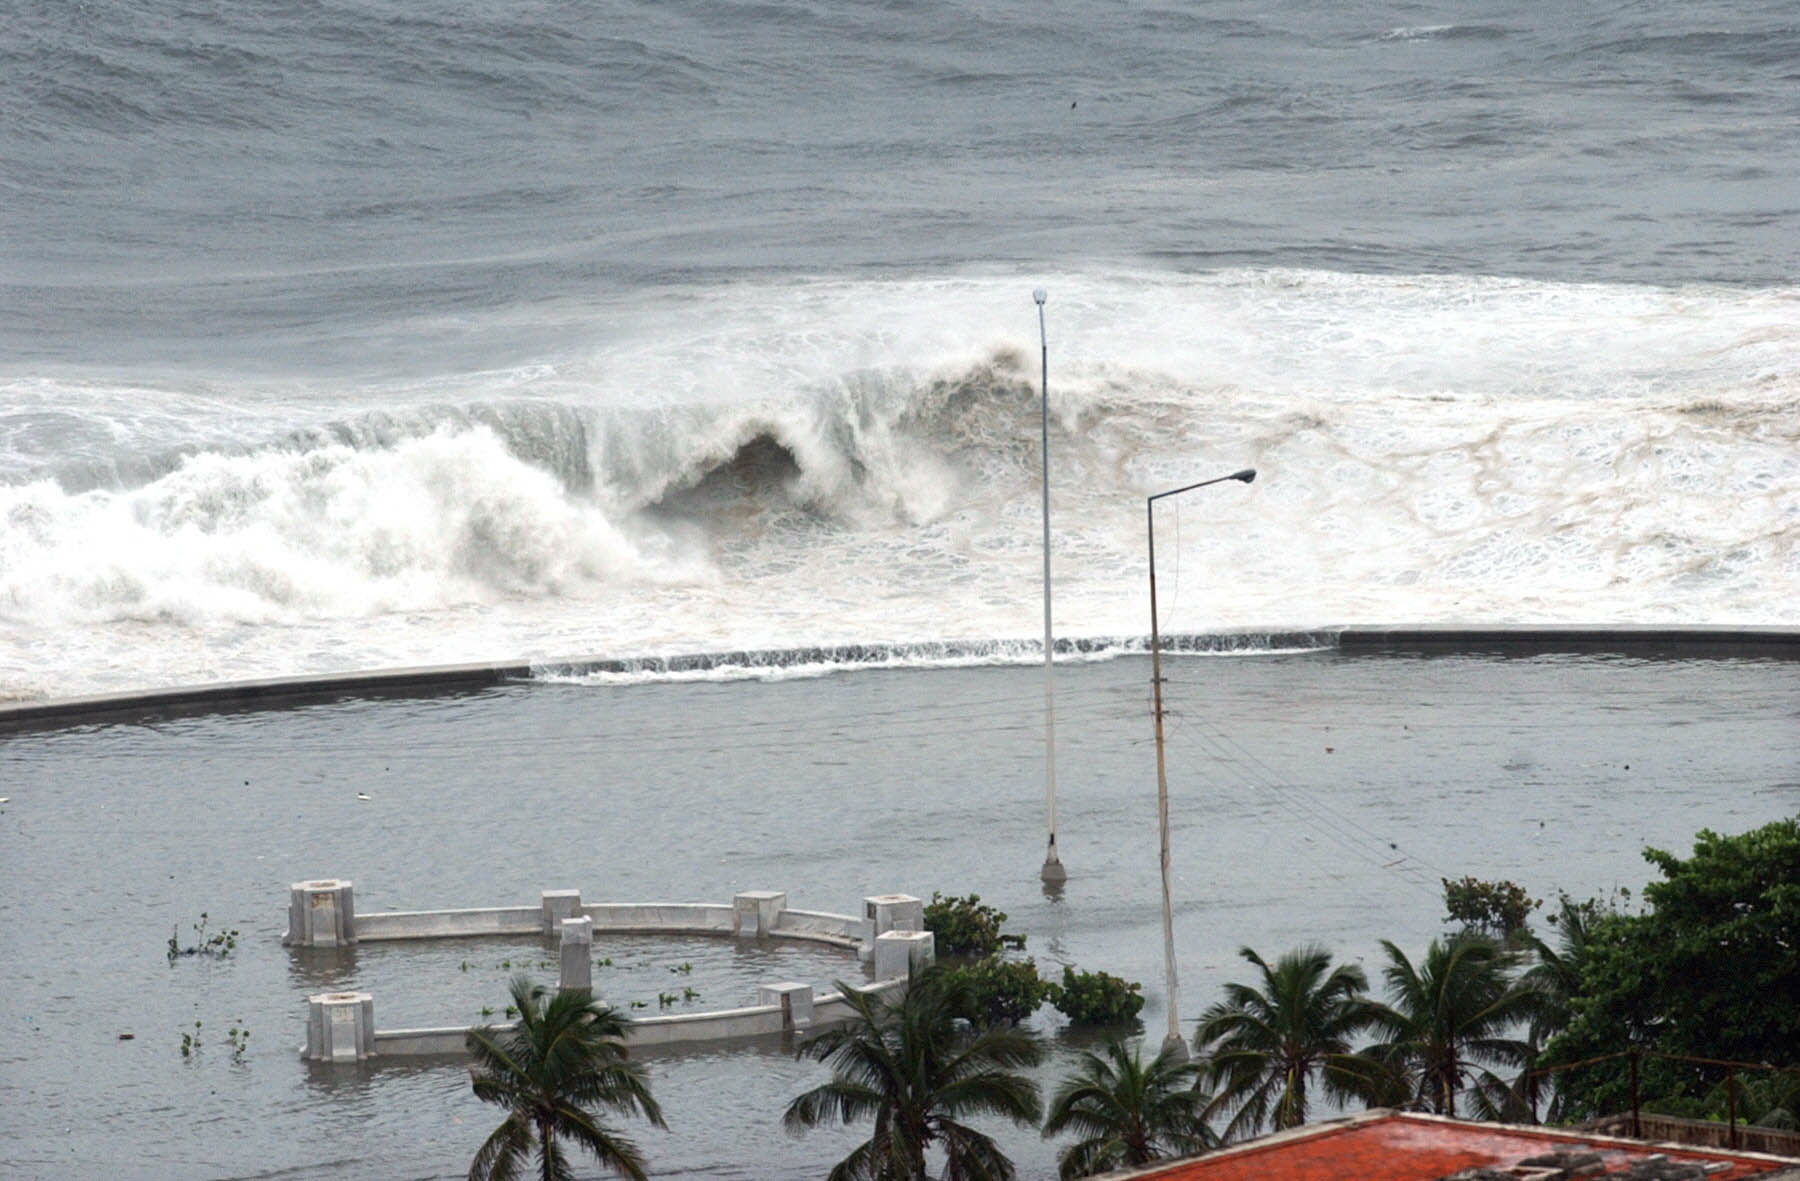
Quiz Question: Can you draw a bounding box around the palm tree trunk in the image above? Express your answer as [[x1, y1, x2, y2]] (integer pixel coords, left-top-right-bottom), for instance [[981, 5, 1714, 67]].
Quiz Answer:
[[538, 1112, 555, 1181]]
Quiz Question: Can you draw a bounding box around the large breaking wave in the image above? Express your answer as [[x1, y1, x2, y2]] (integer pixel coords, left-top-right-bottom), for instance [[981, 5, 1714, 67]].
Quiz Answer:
[[1, 269, 1795, 700]]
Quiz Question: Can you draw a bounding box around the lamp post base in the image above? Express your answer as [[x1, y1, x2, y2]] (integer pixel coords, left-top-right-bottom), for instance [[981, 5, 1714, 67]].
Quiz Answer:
[[1160, 1032, 1190, 1063]]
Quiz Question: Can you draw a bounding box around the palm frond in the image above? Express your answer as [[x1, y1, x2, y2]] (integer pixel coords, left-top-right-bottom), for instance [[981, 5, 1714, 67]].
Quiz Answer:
[[1055, 1133, 1127, 1181], [552, 1101, 649, 1181], [465, 975, 663, 1179], [784, 1078, 887, 1132], [938, 1120, 1017, 1181], [786, 963, 1041, 1179], [1194, 945, 1384, 1138], [467, 1112, 531, 1181]]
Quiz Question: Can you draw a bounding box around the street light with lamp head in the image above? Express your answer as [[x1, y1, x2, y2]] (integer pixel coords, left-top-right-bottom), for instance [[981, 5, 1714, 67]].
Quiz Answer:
[[1034, 288, 1066, 885], [1147, 466, 1256, 1060]]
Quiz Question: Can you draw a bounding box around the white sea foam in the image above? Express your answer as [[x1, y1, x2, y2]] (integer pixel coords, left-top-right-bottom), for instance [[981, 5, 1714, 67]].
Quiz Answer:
[[1, 269, 1794, 700], [1377, 25, 1459, 41]]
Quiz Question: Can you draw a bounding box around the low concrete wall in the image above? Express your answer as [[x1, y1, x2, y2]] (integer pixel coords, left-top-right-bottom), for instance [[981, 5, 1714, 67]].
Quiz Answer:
[[292, 883, 910, 1061], [373, 1026, 474, 1057], [811, 984, 892, 1027], [340, 901, 857, 946], [1584, 1113, 1800, 1159], [367, 980, 904, 1058], [581, 903, 736, 934], [626, 1003, 787, 1048], [9, 627, 1795, 733], [356, 907, 541, 941], [0, 658, 535, 732], [774, 908, 867, 947], [1336, 624, 1800, 658], [346, 904, 748, 941]]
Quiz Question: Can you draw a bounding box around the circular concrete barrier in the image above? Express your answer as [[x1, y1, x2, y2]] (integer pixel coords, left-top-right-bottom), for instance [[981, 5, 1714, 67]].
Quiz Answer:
[[288, 883, 932, 1062]]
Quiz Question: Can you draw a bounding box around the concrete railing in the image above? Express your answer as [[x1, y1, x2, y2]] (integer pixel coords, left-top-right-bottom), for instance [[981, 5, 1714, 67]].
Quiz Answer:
[[285, 884, 912, 954], [1583, 1113, 1800, 1159], [371, 1025, 471, 1058], [289, 881, 933, 1062], [580, 904, 737, 935], [355, 907, 541, 940], [360, 979, 908, 1058], [772, 908, 867, 946]]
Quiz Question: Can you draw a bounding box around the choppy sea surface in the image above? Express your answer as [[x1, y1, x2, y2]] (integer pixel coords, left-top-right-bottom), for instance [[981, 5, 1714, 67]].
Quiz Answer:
[[1, 4, 1798, 1177], [3, 0, 1796, 703]]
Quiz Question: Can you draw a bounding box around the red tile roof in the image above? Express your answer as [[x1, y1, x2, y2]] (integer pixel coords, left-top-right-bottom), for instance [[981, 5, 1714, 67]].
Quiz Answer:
[[1103, 1110, 1800, 1180]]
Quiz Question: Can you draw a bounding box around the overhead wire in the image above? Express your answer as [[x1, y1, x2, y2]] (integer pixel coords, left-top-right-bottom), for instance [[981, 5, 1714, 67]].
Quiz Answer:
[[1146, 525, 1447, 900], [1151, 675, 1449, 899]]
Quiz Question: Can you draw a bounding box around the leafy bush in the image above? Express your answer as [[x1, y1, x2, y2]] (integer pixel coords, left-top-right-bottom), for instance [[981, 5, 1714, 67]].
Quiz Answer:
[[1644, 1071, 1800, 1128], [943, 955, 1051, 1027], [1705, 1071, 1800, 1129], [923, 893, 1026, 959], [1050, 966, 1145, 1027], [1543, 818, 1800, 1119], [1441, 876, 1539, 939]]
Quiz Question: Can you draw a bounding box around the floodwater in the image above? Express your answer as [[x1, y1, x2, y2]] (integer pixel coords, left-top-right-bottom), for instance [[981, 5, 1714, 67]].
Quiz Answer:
[[1, 652, 1796, 1178]]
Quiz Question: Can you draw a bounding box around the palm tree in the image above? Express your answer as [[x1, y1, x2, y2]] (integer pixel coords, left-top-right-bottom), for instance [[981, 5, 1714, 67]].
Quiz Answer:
[[1042, 1037, 1213, 1178], [1369, 933, 1536, 1118], [783, 963, 1044, 1180], [466, 975, 666, 1181], [1192, 945, 1389, 1142], [1520, 894, 1605, 1050], [1517, 894, 1609, 1122]]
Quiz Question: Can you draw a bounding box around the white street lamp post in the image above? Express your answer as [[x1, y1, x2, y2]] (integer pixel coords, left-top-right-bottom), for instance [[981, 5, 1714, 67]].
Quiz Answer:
[[1036, 288, 1066, 885], [1147, 467, 1256, 1060]]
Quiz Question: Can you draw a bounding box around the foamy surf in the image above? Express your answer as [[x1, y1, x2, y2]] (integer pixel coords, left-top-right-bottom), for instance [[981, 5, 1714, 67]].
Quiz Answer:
[[528, 633, 1338, 688], [1, 269, 1794, 702]]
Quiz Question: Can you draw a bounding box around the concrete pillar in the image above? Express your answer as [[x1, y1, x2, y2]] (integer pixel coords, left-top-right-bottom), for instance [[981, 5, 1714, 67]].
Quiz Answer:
[[541, 889, 581, 937], [558, 916, 593, 994], [864, 894, 923, 936], [734, 891, 787, 937], [861, 894, 923, 960], [304, 991, 374, 1062], [758, 982, 815, 1030], [284, 879, 356, 947], [874, 930, 935, 981]]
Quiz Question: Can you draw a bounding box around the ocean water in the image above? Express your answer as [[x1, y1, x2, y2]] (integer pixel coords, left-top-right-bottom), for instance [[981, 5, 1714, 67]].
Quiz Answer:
[[2, 5, 1799, 1176], [2, 0, 1796, 703], [1, 654, 1796, 1177]]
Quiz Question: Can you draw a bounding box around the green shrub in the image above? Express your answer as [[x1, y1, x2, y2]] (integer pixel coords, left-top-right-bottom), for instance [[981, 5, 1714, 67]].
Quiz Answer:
[[1542, 819, 1800, 1119], [1049, 966, 1145, 1027], [923, 893, 1026, 959], [1703, 1071, 1800, 1129], [943, 955, 1050, 1027], [1441, 876, 1540, 939], [1756, 1108, 1798, 1131], [1641, 1095, 1710, 1120]]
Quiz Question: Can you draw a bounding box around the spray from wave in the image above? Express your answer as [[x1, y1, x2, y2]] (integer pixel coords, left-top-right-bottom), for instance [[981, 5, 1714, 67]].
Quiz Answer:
[[0, 336, 1068, 630], [1, 269, 1795, 701]]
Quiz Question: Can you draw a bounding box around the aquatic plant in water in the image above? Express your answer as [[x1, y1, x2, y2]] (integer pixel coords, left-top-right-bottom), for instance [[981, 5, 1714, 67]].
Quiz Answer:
[[166, 913, 238, 964]]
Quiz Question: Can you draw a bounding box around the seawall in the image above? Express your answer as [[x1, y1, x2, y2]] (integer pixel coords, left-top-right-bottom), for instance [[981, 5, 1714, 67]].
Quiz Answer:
[[3, 626, 1794, 733]]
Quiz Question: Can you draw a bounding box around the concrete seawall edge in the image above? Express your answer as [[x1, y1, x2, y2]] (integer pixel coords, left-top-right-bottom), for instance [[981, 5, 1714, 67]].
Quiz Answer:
[[4, 626, 1795, 733]]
